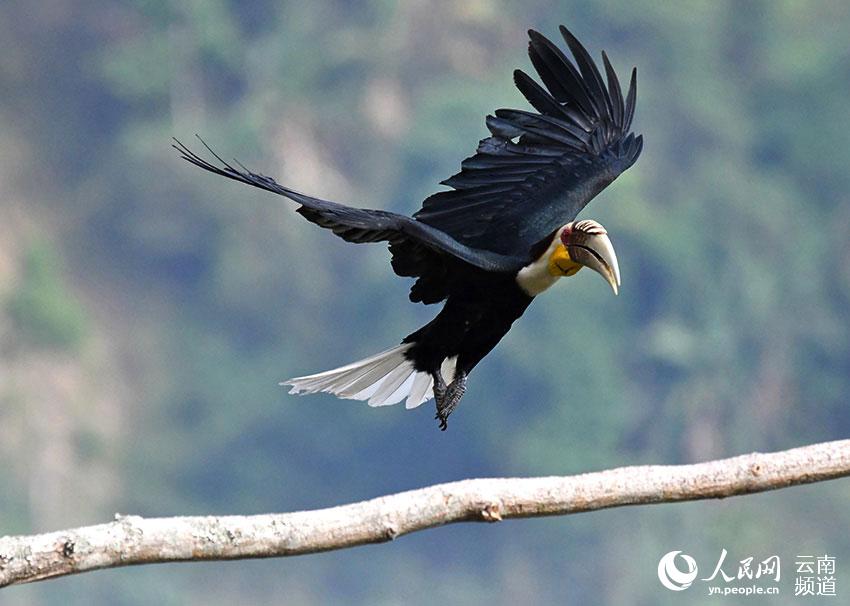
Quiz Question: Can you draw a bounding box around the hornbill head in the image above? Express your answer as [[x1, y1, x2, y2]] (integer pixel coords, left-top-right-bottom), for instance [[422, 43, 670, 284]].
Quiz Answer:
[[550, 220, 621, 295]]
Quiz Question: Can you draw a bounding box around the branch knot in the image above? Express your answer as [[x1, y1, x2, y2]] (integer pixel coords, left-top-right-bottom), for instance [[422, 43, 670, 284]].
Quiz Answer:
[[480, 502, 502, 522]]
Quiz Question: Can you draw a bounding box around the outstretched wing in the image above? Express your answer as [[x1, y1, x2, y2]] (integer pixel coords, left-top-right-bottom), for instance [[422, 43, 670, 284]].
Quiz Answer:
[[174, 139, 524, 280], [414, 26, 643, 258]]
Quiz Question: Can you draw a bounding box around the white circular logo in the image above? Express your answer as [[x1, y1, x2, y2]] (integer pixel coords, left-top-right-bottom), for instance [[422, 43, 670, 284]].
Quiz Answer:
[[657, 550, 698, 591]]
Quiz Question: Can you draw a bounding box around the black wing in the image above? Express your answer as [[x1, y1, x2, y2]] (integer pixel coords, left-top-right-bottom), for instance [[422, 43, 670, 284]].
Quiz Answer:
[[174, 139, 524, 281], [414, 26, 643, 259]]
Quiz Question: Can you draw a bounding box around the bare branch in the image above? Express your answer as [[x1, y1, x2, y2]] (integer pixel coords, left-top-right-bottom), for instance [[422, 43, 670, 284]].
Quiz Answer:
[[2, 439, 849, 588]]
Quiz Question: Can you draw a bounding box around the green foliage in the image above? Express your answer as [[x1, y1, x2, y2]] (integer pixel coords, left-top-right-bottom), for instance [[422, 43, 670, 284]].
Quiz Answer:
[[7, 241, 88, 350]]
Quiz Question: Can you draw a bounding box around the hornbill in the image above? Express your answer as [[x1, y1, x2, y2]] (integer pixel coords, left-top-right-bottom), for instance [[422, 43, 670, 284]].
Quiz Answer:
[[175, 25, 642, 430]]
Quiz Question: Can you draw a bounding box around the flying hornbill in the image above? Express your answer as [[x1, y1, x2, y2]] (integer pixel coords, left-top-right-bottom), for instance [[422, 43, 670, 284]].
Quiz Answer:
[[175, 25, 642, 430]]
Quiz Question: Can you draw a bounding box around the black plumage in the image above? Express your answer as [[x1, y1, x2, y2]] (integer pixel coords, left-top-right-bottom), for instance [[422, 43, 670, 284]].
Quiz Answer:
[[175, 26, 642, 429]]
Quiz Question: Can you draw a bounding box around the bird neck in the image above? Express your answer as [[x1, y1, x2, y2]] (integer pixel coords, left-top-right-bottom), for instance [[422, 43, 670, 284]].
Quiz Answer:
[[515, 235, 582, 296]]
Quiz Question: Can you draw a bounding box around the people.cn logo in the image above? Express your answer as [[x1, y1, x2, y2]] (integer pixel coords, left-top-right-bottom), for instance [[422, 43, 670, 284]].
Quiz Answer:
[[658, 550, 699, 591]]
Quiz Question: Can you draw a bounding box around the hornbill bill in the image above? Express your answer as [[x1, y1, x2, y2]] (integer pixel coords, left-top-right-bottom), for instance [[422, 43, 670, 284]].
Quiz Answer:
[[175, 25, 643, 430]]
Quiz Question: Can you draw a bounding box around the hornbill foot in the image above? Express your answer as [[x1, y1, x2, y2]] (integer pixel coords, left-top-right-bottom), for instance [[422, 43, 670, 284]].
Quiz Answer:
[[434, 371, 468, 431], [433, 371, 447, 405]]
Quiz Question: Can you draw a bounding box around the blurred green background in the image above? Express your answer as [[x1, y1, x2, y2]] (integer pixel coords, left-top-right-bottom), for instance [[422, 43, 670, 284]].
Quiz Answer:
[[1, 1, 849, 604]]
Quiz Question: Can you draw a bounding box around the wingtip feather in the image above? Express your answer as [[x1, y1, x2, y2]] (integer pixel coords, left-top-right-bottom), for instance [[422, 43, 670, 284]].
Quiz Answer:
[[624, 67, 638, 132]]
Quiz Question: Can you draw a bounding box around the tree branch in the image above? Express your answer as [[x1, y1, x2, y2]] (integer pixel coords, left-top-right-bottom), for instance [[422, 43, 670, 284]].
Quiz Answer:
[[2, 439, 849, 588]]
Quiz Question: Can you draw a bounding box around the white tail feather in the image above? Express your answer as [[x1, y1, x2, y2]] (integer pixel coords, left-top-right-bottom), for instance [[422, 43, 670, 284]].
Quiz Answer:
[[406, 372, 432, 410], [282, 344, 458, 409]]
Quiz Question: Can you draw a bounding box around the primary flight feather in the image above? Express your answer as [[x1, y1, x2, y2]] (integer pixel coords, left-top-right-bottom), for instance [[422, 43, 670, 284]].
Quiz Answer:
[[175, 25, 642, 430]]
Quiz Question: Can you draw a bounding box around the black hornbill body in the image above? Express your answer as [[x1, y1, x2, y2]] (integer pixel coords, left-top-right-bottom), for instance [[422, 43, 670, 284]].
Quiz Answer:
[[176, 26, 643, 430]]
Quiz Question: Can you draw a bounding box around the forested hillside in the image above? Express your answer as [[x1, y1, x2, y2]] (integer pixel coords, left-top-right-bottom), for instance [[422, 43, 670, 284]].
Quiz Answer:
[[2, 1, 849, 604]]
